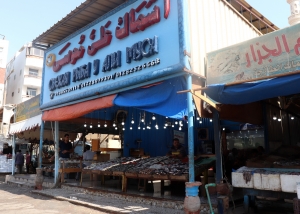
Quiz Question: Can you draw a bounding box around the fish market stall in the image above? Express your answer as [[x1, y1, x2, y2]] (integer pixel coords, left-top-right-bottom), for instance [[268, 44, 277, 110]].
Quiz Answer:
[[80, 156, 216, 193]]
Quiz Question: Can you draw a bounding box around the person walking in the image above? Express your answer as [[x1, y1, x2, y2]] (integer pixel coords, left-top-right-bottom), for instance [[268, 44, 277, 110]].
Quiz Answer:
[[25, 151, 31, 174], [15, 150, 24, 174]]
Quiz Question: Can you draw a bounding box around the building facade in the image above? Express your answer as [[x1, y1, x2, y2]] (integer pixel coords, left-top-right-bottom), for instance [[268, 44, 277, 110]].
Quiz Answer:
[[2, 43, 43, 137]]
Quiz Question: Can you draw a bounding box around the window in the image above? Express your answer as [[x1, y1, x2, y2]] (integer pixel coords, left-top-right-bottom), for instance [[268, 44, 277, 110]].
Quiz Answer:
[[12, 92, 14, 97], [20, 69, 22, 75], [28, 48, 44, 57], [29, 68, 38, 76], [18, 88, 20, 93], [27, 88, 36, 96], [14, 74, 16, 80]]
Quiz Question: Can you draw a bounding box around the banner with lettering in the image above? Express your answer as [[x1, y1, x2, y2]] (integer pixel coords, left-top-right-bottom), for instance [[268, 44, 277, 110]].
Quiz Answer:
[[41, 0, 190, 109], [207, 23, 300, 85]]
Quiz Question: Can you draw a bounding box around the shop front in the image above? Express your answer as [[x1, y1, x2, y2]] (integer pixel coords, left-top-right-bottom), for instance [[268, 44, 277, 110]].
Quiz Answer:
[[204, 20, 300, 212], [31, 0, 276, 212]]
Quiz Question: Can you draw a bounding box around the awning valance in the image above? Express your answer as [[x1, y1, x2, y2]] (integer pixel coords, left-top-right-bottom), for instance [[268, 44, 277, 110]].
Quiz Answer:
[[42, 95, 115, 121], [203, 73, 300, 105], [113, 76, 188, 119], [9, 114, 42, 134]]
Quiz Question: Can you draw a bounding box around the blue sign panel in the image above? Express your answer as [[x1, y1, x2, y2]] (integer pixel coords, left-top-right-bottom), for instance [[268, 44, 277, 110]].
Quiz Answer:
[[41, 0, 190, 109]]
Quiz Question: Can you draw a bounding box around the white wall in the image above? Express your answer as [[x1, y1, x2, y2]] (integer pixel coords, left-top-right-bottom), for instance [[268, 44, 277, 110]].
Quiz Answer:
[[4, 45, 43, 105], [5, 47, 26, 105], [0, 40, 9, 68], [187, 0, 261, 76]]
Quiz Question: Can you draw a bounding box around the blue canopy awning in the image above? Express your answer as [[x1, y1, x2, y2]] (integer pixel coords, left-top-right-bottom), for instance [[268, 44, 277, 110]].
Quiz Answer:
[[113, 76, 188, 119], [202, 73, 300, 105]]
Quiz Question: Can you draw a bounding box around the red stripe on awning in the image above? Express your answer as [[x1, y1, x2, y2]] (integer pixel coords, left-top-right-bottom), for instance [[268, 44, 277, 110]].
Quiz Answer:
[[42, 95, 115, 121]]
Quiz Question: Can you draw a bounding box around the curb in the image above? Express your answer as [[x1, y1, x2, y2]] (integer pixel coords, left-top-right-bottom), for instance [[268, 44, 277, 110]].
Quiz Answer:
[[31, 191, 121, 214]]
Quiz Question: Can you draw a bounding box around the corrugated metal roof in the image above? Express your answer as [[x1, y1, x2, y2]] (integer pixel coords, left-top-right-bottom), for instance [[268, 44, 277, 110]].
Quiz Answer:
[[32, 0, 127, 49], [32, 0, 279, 49]]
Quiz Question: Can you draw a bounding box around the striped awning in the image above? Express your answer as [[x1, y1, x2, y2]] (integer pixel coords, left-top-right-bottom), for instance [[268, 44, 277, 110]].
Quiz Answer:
[[9, 114, 42, 134]]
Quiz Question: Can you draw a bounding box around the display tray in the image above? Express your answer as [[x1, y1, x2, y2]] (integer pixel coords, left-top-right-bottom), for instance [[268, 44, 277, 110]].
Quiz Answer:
[[82, 169, 92, 173], [101, 170, 113, 176], [125, 172, 138, 178], [273, 164, 300, 169], [169, 174, 188, 181], [91, 170, 102, 175], [59, 168, 81, 173], [138, 174, 152, 179], [113, 171, 124, 176], [152, 174, 169, 180]]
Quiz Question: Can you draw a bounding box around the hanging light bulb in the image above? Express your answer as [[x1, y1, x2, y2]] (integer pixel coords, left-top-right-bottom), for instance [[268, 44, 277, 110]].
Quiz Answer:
[[175, 121, 178, 125], [131, 113, 134, 124], [113, 121, 116, 127], [165, 120, 168, 126], [121, 119, 125, 126], [138, 126, 141, 130], [143, 127, 145, 130], [84, 123, 87, 127], [98, 122, 101, 127], [210, 119, 213, 122], [197, 117, 200, 120], [123, 127, 125, 131], [166, 116, 168, 118], [200, 120, 202, 124], [155, 124, 158, 129], [115, 126, 118, 130], [141, 116, 144, 123], [291, 116, 295, 120], [130, 126, 132, 130], [164, 126, 166, 129], [179, 127, 182, 131], [152, 114, 156, 120], [273, 114, 277, 120], [104, 121, 107, 127], [90, 123, 93, 128], [171, 123, 174, 128], [278, 118, 281, 122]]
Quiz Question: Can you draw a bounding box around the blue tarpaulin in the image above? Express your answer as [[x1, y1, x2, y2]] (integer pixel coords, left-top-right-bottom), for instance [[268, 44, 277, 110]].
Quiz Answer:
[[113, 76, 188, 119], [203, 73, 300, 105]]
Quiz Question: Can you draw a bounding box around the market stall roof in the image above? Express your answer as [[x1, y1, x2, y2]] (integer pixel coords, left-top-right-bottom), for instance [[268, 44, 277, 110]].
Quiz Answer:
[[32, 0, 279, 49], [9, 114, 42, 134], [32, 0, 127, 49]]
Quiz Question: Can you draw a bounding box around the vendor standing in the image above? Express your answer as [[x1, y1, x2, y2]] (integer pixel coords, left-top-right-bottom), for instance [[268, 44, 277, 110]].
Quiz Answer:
[[59, 134, 73, 159], [59, 134, 73, 181], [167, 138, 187, 158]]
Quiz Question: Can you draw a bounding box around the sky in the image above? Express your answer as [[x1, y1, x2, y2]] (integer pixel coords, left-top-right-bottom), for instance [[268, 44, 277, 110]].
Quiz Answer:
[[0, 0, 291, 63]]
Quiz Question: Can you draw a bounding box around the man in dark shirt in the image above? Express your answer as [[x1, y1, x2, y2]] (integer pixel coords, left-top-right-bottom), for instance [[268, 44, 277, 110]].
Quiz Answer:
[[15, 150, 24, 174], [59, 134, 73, 159], [59, 134, 73, 181], [167, 138, 187, 158]]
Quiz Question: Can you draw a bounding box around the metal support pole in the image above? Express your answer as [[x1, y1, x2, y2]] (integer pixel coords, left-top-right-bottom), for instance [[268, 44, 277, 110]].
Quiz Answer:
[[213, 109, 222, 183], [38, 116, 44, 168], [12, 134, 15, 175], [11, 107, 16, 175], [213, 108, 224, 214], [184, 75, 201, 213], [187, 74, 195, 182], [262, 102, 270, 154], [54, 121, 59, 183]]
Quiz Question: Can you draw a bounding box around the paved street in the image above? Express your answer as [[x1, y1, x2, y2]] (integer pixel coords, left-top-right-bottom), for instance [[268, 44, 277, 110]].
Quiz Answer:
[[0, 180, 107, 214]]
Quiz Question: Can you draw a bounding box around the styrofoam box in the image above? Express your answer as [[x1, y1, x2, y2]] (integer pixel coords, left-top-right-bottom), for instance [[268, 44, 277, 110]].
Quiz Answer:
[[281, 174, 300, 193], [232, 172, 253, 188], [254, 173, 281, 191]]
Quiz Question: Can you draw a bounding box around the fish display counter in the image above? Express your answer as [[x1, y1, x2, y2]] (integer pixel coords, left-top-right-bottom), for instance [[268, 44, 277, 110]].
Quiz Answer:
[[80, 156, 216, 192]]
